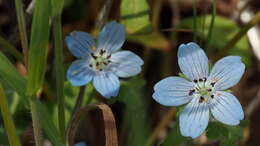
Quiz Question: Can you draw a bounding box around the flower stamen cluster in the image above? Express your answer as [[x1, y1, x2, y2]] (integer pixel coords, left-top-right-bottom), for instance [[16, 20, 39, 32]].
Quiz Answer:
[[89, 49, 112, 71]]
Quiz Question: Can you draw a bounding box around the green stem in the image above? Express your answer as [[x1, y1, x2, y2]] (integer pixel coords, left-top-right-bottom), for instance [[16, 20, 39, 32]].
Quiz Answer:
[[30, 98, 43, 146], [224, 11, 260, 50], [205, 0, 216, 49], [0, 35, 23, 62], [53, 15, 66, 143], [192, 0, 197, 42], [0, 84, 22, 146], [14, 0, 29, 65]]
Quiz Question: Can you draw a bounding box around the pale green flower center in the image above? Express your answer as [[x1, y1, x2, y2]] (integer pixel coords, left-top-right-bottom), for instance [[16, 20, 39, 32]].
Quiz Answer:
[[189, 78, 216, 103]]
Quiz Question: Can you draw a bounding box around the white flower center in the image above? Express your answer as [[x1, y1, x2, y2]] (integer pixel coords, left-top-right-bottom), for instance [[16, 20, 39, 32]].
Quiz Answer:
[[89, 49, 111, 71], [189, 78, 216, 103]]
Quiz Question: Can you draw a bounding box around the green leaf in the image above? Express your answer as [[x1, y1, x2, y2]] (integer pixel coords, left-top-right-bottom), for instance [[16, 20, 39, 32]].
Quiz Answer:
[[26, 0, 51, 96], [120, 0, 152, 34], [176, 15, 251, 66], [0, 35, 24, 62], [0, 52, 27, 100], [35, 100, 63, 146], [207, 122, 229, 141], [51, 0, 64, 16], [127, 32, 171, 50], [206, 121, 244, 146], [118, 78, 150, 146], [0, 84, 22, 146]]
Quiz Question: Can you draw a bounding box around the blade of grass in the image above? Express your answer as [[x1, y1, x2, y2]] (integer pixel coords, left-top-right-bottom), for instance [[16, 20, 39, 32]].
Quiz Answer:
[[0, 84, 22, 146], [36, 100, 63, 146], [26, 0, 51, 145], [0, 35, 23, 62], [224, 11, 260, 50], [205, 0, 216, 49], [51, 0, 65, 143], [0, 52, 27, 99], [15, 0, 29, 65], [30, 98, 43, 146], [192, 0, 198, 42], [26, 0, 51, 96]]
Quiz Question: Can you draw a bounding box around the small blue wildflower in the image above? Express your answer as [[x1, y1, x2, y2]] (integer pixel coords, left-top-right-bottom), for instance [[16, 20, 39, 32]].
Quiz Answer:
[[152, 42, 245, 139], [66, 21, 143, 98]]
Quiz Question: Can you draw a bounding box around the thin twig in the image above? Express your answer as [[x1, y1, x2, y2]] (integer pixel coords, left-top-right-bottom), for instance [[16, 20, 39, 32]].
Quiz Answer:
[[95, 0, 114, 29], [146, 107, 176, 146], [66, 86, 86, 141], [245, 87, 260, 117]]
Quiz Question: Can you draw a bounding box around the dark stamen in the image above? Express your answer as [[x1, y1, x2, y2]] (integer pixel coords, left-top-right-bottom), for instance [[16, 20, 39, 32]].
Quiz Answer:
[[103, 62, 108, 65], [89, 64, 93, 68], [208, 89, 212, 92], [100, 49, 106, 55], [91, 53, 97, 59], [194, 79, 198, 83], [210, 82, 215, 87], [188, 89, 195, 96], [199, 78, 203, 82], [199, 96, 204, 103], [99, 69, 103, 71], [211, 95, 214, 99], [203, 77, 207, 82], [96, 62, 100, 66], [107, 60, 111, 63], [107, 54, 111, 59]]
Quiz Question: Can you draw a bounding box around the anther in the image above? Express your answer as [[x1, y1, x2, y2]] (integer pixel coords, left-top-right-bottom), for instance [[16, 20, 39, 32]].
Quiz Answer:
[[89, 64, 93, 68], [100, 49, 106, 55], [99, 69, 103, 71], [194, 79, 198, 83], [188, 89, 195, 96], [210, 82, 215, 87], [107, 60, 111, 63], [96, 62, 100, 66], [91, 53, 97, 59], [107, 54, 111, 59], [199, 96, 204, 103], [203, 77, 207, 82], [208, 89, 212, 92], [199, 78, 203, 82], [211, 95, 214, 99]]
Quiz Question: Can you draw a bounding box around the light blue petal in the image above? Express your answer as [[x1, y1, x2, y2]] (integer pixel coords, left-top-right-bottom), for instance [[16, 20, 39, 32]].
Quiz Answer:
[[74, 142, 87, 146], [109, 51, 143, 77], [178, 42, 209, 81], [209, 91, 244, 125], [67, 60, 95, 86], [66, 31, 95, 58], [93, 72, 120, 98], [152, 77, 194, 106], [97, 21, 125, 53], [208, 56, 245, 90], [180, 97, 209, 139]]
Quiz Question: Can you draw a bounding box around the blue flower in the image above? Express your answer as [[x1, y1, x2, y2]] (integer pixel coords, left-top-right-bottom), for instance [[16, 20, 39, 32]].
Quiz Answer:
[[152, 42, 245, 139], [66, 21, 143, 98]]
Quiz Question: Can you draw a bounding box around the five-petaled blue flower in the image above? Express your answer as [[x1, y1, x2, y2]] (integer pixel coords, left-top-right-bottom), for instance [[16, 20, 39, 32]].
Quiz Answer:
[[152, 42, 245, 139], [66, 21, 143, 98]]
